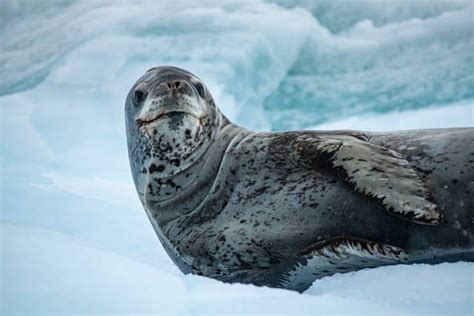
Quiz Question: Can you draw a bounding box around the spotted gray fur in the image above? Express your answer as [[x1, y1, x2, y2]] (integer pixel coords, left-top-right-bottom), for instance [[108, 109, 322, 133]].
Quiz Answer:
[[125, 66, 474, 292]]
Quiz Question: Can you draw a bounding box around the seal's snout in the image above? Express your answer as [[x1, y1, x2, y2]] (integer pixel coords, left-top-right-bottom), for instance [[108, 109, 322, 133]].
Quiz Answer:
[[154, 78, 193, 98]]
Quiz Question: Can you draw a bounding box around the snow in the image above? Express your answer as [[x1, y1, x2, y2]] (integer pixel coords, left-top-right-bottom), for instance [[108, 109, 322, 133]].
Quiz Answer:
[[2, 222, 472, 315], [313, 99, 474, 131], [1, 0, 473, 314], [263, 1, 474, 130]]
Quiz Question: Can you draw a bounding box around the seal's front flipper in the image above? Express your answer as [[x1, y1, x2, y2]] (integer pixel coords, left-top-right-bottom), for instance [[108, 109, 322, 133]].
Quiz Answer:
[[293, 133, 441, 225], [256, 237, 407, 293]]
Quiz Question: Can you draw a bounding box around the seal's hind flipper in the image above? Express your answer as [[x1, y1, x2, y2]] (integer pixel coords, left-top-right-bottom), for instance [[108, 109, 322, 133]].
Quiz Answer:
[[256, 237, 407, 293], [293, 133, 441, 225]]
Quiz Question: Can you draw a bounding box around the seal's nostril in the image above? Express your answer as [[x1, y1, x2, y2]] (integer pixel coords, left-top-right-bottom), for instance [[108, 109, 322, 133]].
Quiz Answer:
[[166, 81, 181, 90]]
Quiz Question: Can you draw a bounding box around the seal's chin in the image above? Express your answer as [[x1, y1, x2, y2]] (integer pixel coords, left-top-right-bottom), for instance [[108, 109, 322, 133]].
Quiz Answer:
[[138, 111, 210, 161]]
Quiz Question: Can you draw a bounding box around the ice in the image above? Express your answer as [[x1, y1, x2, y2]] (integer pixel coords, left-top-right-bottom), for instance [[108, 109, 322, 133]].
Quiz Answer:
[[263, 1, 474, 129], [2, 222, 472, 315], [0, 0, 314, 127], [1, 0, 473, 314], [1, 222, 187, 314], [313, 99, 474, 131], [273, 0, 472, 33]]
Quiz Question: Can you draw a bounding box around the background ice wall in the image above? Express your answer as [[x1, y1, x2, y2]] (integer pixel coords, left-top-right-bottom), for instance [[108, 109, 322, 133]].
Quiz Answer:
[[1, 0, 473, 314], [265, 0, 474, 129]]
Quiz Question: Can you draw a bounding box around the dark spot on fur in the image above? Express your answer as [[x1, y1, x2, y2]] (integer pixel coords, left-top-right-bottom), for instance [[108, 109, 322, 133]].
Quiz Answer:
[[269, 257, 280, 265], [170, 159, 181, 167], [370, 167, 383, 172], [167, 112, 185, 131], [149, 163, 165, 173]]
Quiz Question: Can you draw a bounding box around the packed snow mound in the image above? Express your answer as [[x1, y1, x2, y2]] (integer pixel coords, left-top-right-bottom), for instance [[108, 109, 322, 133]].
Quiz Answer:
[[272, 0, 472, 33], [2, 1, 472, 129], [0, 0, 314, 128], [2, 222, 473, 315], [263, 1, 474, 129]]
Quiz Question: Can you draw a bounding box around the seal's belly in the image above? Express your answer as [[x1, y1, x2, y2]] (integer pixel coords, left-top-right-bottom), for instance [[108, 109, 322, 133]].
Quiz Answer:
[[203, 166, 366, 270]]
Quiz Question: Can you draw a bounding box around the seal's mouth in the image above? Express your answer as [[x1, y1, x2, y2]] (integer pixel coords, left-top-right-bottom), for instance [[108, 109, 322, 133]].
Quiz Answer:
[[136, 111, 176, 128], [136, 111, 206, 128]]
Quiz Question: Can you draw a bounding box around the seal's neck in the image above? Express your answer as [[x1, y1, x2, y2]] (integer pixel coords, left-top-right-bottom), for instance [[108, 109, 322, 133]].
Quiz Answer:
[[143, 118, 248, 226]]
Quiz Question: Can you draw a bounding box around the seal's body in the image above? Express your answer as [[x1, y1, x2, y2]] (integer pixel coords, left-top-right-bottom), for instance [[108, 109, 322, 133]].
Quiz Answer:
[[126, 66, 473, 292]]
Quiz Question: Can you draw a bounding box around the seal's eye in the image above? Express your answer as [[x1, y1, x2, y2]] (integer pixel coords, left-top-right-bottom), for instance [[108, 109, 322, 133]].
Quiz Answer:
[[134, 90, 145, 104], [195, 82, 205, 98]]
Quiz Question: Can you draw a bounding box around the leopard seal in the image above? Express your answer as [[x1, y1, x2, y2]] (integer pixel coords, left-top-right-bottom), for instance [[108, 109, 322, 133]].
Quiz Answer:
[[125, 66, 474, 292]]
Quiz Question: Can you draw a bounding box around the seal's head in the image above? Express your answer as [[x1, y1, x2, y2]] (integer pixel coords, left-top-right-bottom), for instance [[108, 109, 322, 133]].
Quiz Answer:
[[126, 66, 221, 184]]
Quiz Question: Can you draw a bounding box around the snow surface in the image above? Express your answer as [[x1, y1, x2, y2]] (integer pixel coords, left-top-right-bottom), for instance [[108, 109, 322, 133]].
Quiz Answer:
[[313, 99, 474, 131], [2, 222, 473, 315], [1, 0, 473, 314]]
